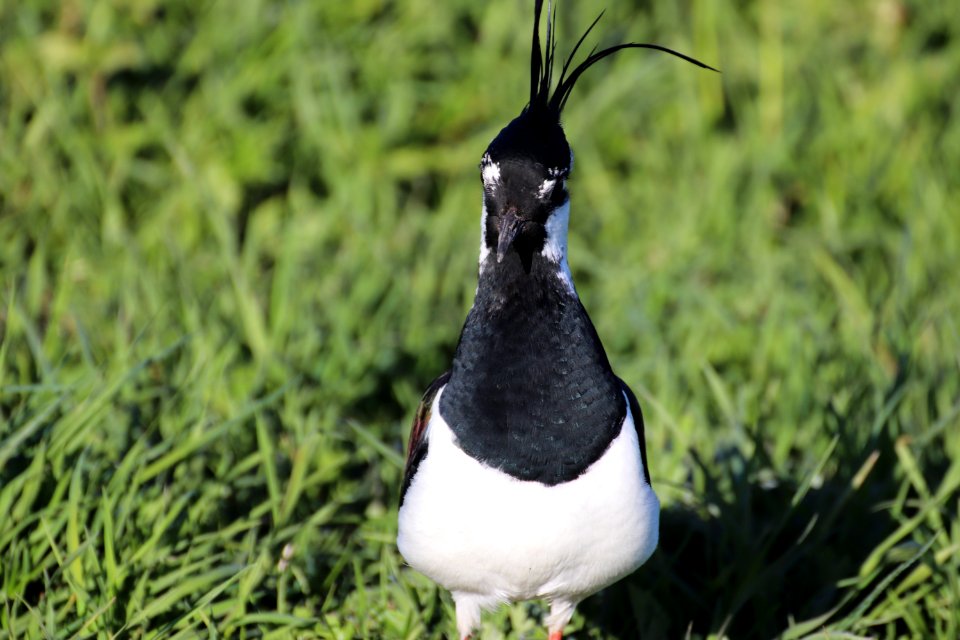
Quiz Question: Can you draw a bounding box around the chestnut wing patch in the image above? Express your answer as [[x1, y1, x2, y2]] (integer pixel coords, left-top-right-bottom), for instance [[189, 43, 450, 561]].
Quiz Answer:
[[400, 371, 451, 504]]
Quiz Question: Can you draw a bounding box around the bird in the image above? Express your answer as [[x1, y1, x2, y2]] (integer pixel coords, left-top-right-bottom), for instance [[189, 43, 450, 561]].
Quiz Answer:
[[397, 2, 715, 638]]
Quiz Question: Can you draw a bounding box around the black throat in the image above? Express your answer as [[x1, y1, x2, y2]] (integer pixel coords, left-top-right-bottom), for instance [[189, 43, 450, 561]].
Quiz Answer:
[[438, 248, 625, 485]]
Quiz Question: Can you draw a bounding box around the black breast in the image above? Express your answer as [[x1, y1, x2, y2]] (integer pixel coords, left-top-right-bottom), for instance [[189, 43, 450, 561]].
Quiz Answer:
[[439, 252, 625, 485]]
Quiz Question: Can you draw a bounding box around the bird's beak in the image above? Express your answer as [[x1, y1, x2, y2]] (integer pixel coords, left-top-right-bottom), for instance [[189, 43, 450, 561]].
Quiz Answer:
[[496, 208, 524, 263]]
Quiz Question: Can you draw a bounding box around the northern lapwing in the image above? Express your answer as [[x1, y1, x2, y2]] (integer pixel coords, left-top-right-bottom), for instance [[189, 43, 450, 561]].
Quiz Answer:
[[397, 2, 715, 638]]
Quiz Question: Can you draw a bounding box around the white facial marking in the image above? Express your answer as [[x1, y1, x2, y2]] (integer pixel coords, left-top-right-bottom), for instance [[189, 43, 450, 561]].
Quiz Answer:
[[537, 178, 556, 199], [481, 154, 500, 189], [478, 200, 492, 268], [542, 199, 575, 294]]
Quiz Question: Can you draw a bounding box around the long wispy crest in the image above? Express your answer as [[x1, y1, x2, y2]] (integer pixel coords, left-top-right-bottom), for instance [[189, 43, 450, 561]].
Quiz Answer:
[[528, 0, 718, 117]]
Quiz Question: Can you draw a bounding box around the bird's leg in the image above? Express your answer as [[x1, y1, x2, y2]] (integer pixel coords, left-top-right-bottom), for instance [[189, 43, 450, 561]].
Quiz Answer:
[[545, 599, 576, 640], [454, 593, 482, 640]]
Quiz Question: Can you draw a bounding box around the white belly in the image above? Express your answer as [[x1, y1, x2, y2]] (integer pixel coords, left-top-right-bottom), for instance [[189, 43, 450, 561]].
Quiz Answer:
[[397, 387, 659, 603]]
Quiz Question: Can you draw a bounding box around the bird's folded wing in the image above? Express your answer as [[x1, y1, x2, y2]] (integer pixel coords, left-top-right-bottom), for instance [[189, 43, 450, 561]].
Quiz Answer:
[[401, 371, 452, 502], [617, 377, 651, 486]]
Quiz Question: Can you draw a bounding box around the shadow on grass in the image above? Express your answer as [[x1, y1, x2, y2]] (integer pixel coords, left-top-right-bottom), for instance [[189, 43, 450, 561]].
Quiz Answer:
[[582, 413, 907, 639]]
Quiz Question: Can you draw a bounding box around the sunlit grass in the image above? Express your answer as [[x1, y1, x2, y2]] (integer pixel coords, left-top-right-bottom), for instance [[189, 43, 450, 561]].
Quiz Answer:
[[1, 0, 959, 637]]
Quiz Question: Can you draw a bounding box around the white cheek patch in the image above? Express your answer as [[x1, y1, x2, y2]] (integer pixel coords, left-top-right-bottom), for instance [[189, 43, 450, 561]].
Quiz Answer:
[[478, 201, 492, 267], [543, 200, 569, 263], [542, 199, 576, 295], [481, 155, 501, 189]]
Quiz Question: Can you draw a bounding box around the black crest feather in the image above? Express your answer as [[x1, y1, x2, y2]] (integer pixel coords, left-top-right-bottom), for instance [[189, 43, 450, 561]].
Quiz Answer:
[[528, 0, 718, 117]]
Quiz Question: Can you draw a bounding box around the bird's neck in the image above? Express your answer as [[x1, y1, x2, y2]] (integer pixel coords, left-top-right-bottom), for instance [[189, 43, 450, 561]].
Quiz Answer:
[[439, 207, 624, 483], [474, 251, 572, 318]]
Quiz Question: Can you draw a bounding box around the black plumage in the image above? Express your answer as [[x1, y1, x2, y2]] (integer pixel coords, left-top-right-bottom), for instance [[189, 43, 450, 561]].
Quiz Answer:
[[439, 245, 625, 485]]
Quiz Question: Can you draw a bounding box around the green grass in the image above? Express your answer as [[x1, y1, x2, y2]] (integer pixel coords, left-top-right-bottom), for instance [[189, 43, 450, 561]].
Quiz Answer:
[[2, 0, 960, 637]]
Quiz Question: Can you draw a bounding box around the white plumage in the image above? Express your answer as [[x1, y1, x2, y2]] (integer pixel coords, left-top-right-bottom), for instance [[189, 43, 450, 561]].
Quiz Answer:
[[398, 387, 659, 637]]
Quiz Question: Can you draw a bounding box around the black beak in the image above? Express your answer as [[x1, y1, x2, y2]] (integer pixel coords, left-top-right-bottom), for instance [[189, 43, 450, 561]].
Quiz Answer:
[[496, 208, 524, 263]]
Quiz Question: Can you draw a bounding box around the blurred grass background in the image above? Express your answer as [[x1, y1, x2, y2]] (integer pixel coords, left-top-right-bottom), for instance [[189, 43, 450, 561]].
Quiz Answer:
[[2, 0, 960, 637]]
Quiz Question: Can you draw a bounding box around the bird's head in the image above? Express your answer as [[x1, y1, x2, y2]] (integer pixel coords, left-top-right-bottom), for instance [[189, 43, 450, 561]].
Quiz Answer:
[[478, 0, 716, 269], [480, 108, 571, 266]]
